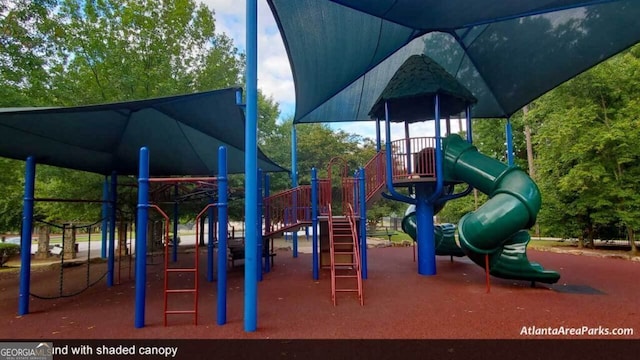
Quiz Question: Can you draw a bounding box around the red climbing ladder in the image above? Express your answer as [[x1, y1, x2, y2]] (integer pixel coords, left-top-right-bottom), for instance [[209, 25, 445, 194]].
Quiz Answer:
[[328, 204, 364, 306], [155, 204, 201, 326]]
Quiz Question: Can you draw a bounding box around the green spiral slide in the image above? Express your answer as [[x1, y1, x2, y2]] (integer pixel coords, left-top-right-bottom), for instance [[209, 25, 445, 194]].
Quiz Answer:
[[402, 134, 560, 283]]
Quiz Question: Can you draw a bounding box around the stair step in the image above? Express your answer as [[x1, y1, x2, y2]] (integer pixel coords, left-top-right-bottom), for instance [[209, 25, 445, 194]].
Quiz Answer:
[[166, 268, 197, 273], [335, 275, 358, 278], [165, 310, 196, 314], [166, 289, 197, 294]]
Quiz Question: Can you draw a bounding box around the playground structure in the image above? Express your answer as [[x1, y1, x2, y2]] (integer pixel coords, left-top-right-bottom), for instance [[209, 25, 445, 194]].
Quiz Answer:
[[263, 55, 559, 292]]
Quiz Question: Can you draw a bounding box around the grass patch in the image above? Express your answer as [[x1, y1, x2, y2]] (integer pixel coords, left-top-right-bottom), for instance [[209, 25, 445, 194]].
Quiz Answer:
[[528, 239, 576, 248]]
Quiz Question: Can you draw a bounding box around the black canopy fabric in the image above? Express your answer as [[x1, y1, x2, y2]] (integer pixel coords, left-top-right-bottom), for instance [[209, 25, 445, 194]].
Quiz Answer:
[[0, 87, 287, 176], [268, 0, 640, 123], [369, 55, 477, 122]]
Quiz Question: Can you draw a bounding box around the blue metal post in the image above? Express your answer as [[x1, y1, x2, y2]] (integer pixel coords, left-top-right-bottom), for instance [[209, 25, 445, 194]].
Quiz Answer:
[[311, 168, 319, 280], [135, 147, 150, 328], [244, 0, 258, 332], [375, 119, 381, 152], [358, 168, 367, 279], [466, 106, 473, 143], [416, 184, 436, 275], [257, 168, 263, 282], [101, 178, 109, 259], [18, 156, 35, 316], [107, 172, 117, 287], [207, 194, 215, 282], [291, 125, 298, 258], [264, 174, 271, 273], [506, 117, 514, 166], [217, 146, 228, 325], [172, 184, 178, 263]]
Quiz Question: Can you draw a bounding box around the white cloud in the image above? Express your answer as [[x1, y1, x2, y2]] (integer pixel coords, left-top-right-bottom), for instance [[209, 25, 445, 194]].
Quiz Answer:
[[200, 1, 295, 119]]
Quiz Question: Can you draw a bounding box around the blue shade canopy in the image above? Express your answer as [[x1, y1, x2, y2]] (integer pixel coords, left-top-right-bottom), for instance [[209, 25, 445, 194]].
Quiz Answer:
[[268, 0, 640, 123], [0, 87, 286, 176]]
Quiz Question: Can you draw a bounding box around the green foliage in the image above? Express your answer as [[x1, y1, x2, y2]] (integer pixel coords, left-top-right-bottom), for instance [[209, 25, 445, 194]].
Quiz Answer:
[[0, 243, 20, 266], [531, 45, 640, 244]]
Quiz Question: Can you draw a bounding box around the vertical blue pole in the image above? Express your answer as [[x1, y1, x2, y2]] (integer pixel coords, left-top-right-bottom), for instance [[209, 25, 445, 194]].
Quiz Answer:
[[172, 184, 178, 263], [291, 125, 298, 258], [416, 185, 436, 275], [506, 117, 514, 166], [375, 119, 381, 152], [217, 146, 228, 325], [257, 168, 263, 282], [107, 171, 117, 287], [359, 168, 367, 279], [18, 156, 35, 316], [311, 168, 319, 280], [264, 174, 271, 273], [101, 178, 109, 259], [466, 106, 473, 143], [207, 195, 215, 282], [244, 0, 258, 332], [135, 147, 149, 328]]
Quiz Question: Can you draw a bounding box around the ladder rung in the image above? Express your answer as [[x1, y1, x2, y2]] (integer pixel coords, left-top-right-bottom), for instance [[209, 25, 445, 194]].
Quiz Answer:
[[165, 310, 196, 314], [166, 289, 197, 293], [334, 263, 355, 266], [335, 275, 358, 278], [166, 268, 197, 273], [335, 289, 359, 292]]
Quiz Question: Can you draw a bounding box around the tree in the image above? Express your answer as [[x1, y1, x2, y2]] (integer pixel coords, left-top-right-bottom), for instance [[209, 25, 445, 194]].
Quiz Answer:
[[531, 46, 640, 251], [0, 0, 250, 228]]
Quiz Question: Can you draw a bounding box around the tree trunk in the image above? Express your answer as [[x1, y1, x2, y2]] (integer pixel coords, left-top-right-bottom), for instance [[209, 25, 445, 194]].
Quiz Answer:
[[63, 224, 77, 259], [35, 226, 50, 260], [586, 225, 595, 249], [199, 216, 205, 247], [577, 235, 584, 249], [628, 227, 638, 254]]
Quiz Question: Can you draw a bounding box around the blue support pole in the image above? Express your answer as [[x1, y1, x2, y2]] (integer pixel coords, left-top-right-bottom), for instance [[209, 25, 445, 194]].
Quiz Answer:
[[264, 174, 271, 273], [107, 171, 117, 287], [101, 178, 109, 259], [207, 194, 215, 282], [172, 184, 178, 263], [466, 106, 473, 143], [375, 119, 381, 152], [311, 168, 319, 281], [244, 0, 258, 332], [358, 168, 367, 279], [217, 146, 228, 325], [416, 185, 436, 276], [135, 147, 150, 328], [291, 125, 298, 258], [18, 156, 35, 316], [383, 102, 415, 204], [506, 117, 515, 166], [427, 94, 444, 203], [257, 168, 263, 282]]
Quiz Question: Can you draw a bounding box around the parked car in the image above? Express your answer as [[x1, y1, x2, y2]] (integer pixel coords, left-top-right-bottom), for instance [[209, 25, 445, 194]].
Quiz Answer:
[[3, 237, 20, 245]]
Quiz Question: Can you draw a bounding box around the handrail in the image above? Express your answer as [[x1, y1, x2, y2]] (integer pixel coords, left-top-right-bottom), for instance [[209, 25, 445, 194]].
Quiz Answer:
[[345, 203, 364, 306], [363, 150, 386, 202], [328, 204, 336, 303]]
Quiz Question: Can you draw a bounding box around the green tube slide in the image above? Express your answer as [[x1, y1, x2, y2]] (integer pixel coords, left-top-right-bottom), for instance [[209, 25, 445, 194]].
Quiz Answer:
[[440, 134, 560, 284], [401, 208, 465, 257]]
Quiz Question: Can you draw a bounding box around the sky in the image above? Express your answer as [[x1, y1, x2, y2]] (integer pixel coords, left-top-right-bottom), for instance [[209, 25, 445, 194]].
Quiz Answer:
[[200, 1, 467, 142]]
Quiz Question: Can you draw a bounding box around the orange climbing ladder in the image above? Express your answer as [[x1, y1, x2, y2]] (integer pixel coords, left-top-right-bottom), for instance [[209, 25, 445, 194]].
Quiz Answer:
[[328, 204, 364, 306], [153, 204, 201, 326]]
